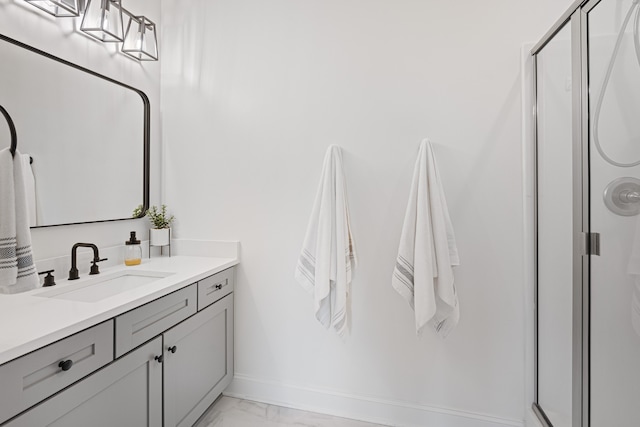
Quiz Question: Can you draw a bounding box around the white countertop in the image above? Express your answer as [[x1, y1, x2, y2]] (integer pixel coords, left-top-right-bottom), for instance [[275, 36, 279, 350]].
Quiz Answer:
[[0, 256, 238, 366]]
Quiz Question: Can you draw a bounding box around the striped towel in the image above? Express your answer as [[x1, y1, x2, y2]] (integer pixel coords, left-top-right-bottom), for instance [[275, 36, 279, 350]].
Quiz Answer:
[[295, 145, 356, 336], [392, 139, 460, 336], [0, 148, 38, 293]]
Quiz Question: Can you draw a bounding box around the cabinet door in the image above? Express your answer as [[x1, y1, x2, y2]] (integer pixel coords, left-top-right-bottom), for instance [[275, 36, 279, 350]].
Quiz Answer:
[[5, 337, 163, 427], [163, 294, 234, 427]]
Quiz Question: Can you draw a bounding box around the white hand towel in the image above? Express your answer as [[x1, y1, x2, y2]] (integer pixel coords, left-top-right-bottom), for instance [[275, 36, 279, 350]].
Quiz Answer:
[[20, 154, 37, 227], [392, 139, 460, 336], [295, 145, 356, 336], [0, 148, 39, 294]]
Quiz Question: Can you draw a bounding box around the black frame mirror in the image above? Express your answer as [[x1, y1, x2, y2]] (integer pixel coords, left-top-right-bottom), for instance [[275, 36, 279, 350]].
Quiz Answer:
[[0, 33, 150, 227]]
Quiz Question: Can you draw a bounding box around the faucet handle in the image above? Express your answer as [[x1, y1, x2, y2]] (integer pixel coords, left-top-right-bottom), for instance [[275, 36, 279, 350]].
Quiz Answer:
[[89, 258, 108, 275], [38, 270, 56, 287]]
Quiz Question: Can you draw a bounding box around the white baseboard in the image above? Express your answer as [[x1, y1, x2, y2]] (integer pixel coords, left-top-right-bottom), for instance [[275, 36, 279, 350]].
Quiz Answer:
[[224, 374, 524, 427]]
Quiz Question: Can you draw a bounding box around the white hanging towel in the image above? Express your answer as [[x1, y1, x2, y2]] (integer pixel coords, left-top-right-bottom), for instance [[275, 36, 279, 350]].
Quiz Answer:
[[627, 215, 640, 338], [392, 139, 460, 336], [0, 148, 39, 294], [295, 145, 356, 336]]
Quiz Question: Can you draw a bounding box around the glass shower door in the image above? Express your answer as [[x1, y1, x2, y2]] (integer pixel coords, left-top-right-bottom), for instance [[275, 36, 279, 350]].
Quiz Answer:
[[535, 22, 574, 427], [587, 0, 640, 425]]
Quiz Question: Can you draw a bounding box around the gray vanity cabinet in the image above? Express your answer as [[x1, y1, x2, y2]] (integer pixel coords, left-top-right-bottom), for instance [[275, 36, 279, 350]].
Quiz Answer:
[[5, 337, 163, 427], [163, 293, 234, 427], [0, 267, 235, 427]]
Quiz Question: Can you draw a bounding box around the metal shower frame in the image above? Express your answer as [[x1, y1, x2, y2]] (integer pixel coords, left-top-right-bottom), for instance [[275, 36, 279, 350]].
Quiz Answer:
[[530, 0, 608, 426]]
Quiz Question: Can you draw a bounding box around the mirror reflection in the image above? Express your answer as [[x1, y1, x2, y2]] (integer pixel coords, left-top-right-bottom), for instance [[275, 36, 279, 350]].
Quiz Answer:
[[0, 34, 149, 227]]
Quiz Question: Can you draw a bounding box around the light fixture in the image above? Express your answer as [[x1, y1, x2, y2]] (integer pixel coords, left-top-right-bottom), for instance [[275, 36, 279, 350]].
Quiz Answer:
[[24, 0, 81, 17], [121, 12, 158, 61], [80, 0, 124, 42], [22, 0, 158, 61]]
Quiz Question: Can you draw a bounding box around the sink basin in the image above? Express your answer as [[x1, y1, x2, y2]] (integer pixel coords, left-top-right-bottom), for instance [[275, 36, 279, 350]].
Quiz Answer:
[[37, 270, 175, 303]]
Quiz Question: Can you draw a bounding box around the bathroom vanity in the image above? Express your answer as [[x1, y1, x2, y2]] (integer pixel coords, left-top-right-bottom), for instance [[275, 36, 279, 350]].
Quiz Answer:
[[0, 256, 237, 427]]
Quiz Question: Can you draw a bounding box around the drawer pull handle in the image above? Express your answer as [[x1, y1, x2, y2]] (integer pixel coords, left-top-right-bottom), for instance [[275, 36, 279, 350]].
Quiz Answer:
[[215, 284, 222, 290], [168, 345, 177, 354], [58, 360, 73, 371], [154, 355, 164, 363]]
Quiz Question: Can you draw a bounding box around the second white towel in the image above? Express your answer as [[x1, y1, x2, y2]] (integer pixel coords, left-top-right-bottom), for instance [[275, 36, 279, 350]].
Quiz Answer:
[[392, 139, 460, 336], [295, 145, 356, 336]]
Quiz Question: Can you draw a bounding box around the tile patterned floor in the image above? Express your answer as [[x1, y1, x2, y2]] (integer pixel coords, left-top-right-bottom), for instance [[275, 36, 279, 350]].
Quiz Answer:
[[194, 396, 388, 427]]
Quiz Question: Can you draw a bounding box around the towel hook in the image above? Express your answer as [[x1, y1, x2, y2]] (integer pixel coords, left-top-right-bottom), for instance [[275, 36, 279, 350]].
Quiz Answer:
[[0, 105, 17, 158]]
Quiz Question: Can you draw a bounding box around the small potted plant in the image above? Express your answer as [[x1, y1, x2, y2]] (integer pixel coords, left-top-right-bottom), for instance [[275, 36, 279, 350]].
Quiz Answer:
[[133, 204, 175, 247]]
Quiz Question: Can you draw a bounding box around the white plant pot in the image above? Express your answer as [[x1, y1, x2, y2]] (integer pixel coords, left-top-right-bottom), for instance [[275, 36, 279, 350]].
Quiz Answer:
[[150, 228, 170, 247]]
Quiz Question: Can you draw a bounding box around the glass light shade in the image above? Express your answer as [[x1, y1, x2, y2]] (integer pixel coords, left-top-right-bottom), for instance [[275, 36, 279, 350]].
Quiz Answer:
[[80, 0, 124, 42], [24, 0, 80, 17], [122, 15, 158, 61]]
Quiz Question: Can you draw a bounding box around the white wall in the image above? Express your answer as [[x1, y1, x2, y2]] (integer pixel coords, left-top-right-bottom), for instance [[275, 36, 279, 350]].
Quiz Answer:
[[0, 0, 161, 262], [161, 1, 573, 425]]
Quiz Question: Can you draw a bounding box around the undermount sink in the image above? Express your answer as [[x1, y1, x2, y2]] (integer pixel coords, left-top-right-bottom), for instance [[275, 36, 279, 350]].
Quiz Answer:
[[37, 270, 175, 303]]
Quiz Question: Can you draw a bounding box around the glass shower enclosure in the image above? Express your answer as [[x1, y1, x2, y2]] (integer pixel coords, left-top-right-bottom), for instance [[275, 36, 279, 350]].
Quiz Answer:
[[533, 0, 640, 426]]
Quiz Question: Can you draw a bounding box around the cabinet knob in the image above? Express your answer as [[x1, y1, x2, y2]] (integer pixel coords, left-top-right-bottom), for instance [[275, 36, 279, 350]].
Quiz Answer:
[[168, 345, 177, 354], [215, 284, 222, 290], [58, 360, 73, 371], [154, 355, 164, 363]]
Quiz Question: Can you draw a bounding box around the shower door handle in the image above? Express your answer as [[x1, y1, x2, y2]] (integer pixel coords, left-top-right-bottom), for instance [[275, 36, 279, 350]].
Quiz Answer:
[[582, 232, 600, 256]]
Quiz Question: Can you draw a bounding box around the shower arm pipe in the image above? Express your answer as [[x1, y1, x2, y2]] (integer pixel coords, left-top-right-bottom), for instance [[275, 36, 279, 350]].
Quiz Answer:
[[0, 105, 17, 158], [592, 0, 640, 168]]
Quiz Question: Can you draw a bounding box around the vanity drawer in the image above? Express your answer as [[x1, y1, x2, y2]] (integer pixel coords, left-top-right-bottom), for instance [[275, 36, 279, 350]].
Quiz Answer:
[[0, 320, 114, 425], [114, 284, 197, 358], [197, 268, 234, 310]]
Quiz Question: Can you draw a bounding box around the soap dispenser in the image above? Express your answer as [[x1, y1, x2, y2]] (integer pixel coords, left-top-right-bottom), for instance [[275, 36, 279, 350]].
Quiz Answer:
[[125, 231, 142, 266]]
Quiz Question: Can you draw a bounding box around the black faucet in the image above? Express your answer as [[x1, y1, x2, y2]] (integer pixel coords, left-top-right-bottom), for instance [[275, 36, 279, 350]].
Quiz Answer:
[[68, 243, 107, 280]]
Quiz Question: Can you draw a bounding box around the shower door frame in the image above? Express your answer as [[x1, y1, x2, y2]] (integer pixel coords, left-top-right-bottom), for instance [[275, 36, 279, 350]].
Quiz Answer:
[[531, 1, 599, 426]]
